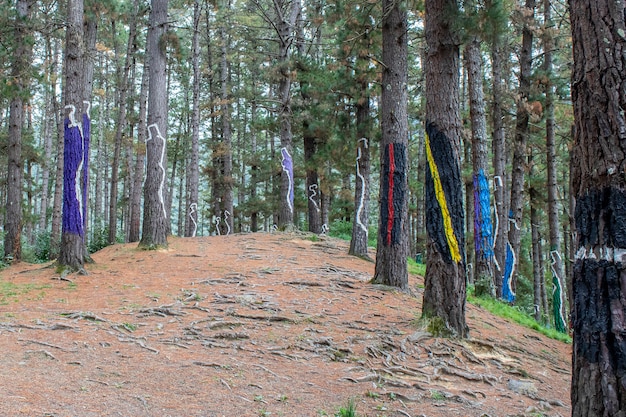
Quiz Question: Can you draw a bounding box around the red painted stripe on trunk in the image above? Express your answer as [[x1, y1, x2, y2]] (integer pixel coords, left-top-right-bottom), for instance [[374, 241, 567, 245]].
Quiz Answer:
[[386, 144, 395, 246]]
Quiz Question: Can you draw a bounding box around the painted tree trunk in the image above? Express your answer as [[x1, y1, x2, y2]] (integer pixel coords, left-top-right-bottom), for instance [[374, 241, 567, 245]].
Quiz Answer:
[[350, 50, 372, 258], [58, 0, 86, 272], [185, 0, 201, 238], [465, 37, 494, 290], [303, 122, 322, 234], [543, 0, 567, 332], [569, 0, 626, 413], [219, 23, 234, 236], [421, 0, 468, 337], [274, 0, 300, 230], [507, 0, 535, 302], [489, 0, 508, 298], [140, 0, 169, 249], [4, 0, 35, 262], [372, 0, 409, 290]]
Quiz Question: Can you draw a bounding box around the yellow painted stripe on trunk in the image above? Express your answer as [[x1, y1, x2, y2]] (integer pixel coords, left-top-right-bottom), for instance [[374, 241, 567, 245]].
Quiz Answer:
[[425, 132, 461, 263]]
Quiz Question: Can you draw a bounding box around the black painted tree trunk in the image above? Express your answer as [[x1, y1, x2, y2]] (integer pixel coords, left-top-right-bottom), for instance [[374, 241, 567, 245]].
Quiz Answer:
[[372, 0, 409, 290], [421, 0, 468, 337], [569, 0, 626, 414]]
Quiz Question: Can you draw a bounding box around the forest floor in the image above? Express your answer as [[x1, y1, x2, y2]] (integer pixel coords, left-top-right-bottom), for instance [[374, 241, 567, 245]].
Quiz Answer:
[[0, 232, 571, 417]]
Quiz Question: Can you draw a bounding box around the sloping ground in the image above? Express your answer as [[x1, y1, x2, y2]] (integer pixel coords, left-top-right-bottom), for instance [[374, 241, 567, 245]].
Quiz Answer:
[[0, 233, 570, 417]]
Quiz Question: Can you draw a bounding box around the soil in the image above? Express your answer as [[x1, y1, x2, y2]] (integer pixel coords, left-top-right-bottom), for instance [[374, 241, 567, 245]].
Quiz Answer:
[[0, 232, 571, 417]]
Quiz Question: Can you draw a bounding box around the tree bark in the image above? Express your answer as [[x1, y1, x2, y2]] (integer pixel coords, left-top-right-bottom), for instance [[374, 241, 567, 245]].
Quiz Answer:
[[543, 0, 567, 332], [570, 0, 626, 412], [139, 0, 169, 249], [218, 20, 234, 235], [507, 0, 535, 300], [185, 0, 201, 237], [421, 0, 468, 337], [273, 0, 300, 230], [129, 52, 149, 243], [570, 0, 626, 414], [58, 0, 86, 272], [488, 0, 508, 298], [372, 0, 409, 290], [4, 0, 35, 262], [465, 36, 494, 290]]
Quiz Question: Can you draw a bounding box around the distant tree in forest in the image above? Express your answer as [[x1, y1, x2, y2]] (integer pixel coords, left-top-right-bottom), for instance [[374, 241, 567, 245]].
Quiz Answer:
[[569, 0, 626, 414], [371, 0, 409, 290], [4, 0, 35, 263]]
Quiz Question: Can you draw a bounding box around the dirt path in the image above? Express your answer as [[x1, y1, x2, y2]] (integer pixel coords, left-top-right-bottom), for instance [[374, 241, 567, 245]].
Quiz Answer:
[[0, 233, 571, 417]]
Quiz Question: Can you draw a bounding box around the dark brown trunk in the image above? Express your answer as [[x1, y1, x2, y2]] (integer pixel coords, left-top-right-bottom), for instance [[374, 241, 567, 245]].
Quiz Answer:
[[372, 0, 409, 290], [4, 0, 35, 262], [139, 0, 169, 249], [569, 0, 626, 414], [421, 0, 468, 337]]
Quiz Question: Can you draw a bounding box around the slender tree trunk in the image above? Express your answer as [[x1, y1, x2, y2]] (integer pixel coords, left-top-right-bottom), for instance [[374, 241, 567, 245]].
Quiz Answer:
[[529, 175, 543, 322], [129, 55, 149, 243], [421, 0, 468, 337], [140, 0, 169, 249], [81, 12, 97, 251], [507, 0, 535, 301], [185, 0, 201, 237], [39, 41, 56, 234], [372, 0, 409, 290], [349, 30, 372, 257], [109, 11, 137, 245], [570, 0, 626, 413], [543, 0, 567, 332], [349, 94, 371, 257], [465, 37, 494, 292], [273, 0, 300, 230], [4, 0, 35, 262], [488, 0, 508, 298], [219, 21, 234, 235]]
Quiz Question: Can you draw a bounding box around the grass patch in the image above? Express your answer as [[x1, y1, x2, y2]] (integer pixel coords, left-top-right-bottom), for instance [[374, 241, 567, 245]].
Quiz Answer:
[[467, 293, 572, 343], [0, 281, 51, 305], [408, 257, 426, 276]]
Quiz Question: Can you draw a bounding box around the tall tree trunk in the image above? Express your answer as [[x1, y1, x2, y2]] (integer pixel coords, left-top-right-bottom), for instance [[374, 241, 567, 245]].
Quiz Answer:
[[4, 0, 35, 262], [372, 0, 409, 290], [109, 9, 137, 245], [185, 0, 201, 237], [421, 0, 468, 337], [128, 54, 149, 243], [58, 0, 86, 272], [465, 37, 494, 292], [543, 0, 567, 332], [507, 0, 535, 301], [569, 0, 626, 413], [349, 28, 372, 257], [529, 160, 544, 323], [349, 93, 371, 257], [81, 11, 97, 251], [140, 0, 169, 249], [38, 38, 57, 234], [488, 0, 508, 298], [219, 20, 234, 235], [273, 0, 300, 230]]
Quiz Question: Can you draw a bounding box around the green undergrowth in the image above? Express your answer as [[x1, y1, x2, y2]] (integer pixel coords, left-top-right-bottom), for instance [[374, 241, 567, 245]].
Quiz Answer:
[[467, 292, 572, 343], [0, 280, 51, 305]]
